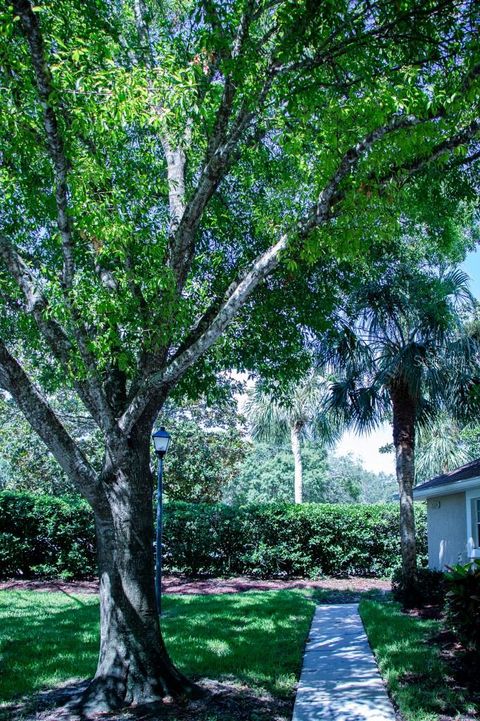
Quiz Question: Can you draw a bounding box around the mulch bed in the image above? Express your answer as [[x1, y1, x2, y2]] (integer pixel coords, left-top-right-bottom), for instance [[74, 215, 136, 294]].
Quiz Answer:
[[0, 574, 390, 597], [402, 603, 444, 620], [433, 630, 480, 706], [400, 606, 480, 721]]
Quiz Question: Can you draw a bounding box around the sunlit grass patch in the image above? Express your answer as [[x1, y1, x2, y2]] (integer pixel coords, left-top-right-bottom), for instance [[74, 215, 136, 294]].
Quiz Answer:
[[0, 590, 99, 703], [360, 599, 477, 721], [0, 589, 314, 704], [162, 590, 314, 696]]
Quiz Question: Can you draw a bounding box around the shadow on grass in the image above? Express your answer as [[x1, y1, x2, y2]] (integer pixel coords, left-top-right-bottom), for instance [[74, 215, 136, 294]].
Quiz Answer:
[[0, 590, 315, 707], [162, 590, 314, 696], [0, 592, 99, 703], [309, 587, 388, 605], [1, 678, 293, 721], [360, 599, 478, 721]]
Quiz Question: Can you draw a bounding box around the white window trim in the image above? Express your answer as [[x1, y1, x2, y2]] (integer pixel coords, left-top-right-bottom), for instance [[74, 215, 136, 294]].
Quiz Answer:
[[465, 488, 480, 559]]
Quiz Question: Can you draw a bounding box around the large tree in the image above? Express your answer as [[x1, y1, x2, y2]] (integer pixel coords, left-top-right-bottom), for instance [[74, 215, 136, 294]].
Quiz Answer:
[[326, 265, 479, 602], [1, 0, 480, 709]]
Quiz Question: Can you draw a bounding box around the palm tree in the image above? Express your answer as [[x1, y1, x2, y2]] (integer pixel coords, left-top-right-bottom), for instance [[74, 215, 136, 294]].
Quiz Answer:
[[325, 264, 478, 602], [415, 413, 475, 482], [244, 371, 339, 503]]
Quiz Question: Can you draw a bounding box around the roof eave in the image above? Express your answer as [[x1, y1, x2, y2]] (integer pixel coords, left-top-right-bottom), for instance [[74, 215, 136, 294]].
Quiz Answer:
[[414, 476, 480, 499]]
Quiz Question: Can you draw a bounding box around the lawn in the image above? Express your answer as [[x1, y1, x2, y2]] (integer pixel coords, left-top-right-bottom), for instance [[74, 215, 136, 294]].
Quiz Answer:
[[360, 599, 478, 721], [6, 588, 475, 721], [0, 590, 315, 705]]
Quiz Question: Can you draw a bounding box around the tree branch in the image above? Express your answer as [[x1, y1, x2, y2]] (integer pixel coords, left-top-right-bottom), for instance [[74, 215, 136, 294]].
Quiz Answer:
[[203, 0, 255, 162], [119, 105, 480, 433], [160, 140, 187, 235], [0, 235, 121, 437], [161, 114, 422, 379], [164, 234, 287, 383], [374, 118, 480, 186], [168, 68, 276, 291], [129, 0, 192, 269], [301, 113, 426, 236], [12, 0, 74, 290], [9, 1, 121, 424], [0, 339, 100, 503], [166, 1, 279, 291], [118, 233, 287, 434], [166, 0, 468, 292], [454, 147, 480, 168]]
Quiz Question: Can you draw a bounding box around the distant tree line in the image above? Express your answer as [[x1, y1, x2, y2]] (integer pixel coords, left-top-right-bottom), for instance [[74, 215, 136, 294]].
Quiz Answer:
[[0, 389, 397, 504]]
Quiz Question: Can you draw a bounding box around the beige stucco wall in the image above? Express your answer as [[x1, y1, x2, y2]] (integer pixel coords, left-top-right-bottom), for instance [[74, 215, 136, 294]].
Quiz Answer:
[[427, 492, 467, 570]]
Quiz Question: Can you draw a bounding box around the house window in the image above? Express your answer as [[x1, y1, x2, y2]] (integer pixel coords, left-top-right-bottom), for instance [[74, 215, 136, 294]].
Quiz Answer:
[[476, 499, 480, 548], [466, 492, 480, 558]]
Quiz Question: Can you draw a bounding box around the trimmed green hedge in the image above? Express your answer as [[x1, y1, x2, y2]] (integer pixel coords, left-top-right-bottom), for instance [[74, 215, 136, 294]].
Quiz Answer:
[[0, 491, 427, 579], [0, 491, 96, 579], [163, 502, 427, 578]]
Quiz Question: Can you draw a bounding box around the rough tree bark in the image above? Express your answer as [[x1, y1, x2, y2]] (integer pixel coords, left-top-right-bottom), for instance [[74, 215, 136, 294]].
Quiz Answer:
[[290, 422, 304, 504], [83, 421, 199, 711], [390, 381, 418, 605]]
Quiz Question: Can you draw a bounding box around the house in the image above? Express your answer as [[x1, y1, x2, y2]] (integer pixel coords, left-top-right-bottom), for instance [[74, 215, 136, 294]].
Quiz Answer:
[[413, 458, 480, 570]]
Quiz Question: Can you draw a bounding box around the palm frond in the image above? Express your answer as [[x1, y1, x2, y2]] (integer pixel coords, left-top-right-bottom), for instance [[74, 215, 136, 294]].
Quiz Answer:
[[245, 371, 340, 446], [320, 260, 480, 440], [416, 413, 475, 482]]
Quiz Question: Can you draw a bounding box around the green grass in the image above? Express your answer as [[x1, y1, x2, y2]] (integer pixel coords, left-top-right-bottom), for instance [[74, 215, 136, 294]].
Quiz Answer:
[[0, 590, 315, 704], [360, 599, 477, 721]]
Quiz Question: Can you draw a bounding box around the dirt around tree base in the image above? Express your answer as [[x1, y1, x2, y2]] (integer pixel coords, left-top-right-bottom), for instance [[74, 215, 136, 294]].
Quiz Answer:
[[0, 574, 391, 598], [0, 678, 292, 721]]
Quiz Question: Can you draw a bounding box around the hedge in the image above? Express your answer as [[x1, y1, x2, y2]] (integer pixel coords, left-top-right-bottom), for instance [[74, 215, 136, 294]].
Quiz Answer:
[[0, 490, 427, 580], [0, 491, 96, 579], [163, 501, 427, 578]]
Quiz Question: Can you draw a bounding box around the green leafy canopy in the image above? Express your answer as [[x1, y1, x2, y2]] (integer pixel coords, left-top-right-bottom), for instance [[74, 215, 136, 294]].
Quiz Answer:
[[1, 0, 479, 392]]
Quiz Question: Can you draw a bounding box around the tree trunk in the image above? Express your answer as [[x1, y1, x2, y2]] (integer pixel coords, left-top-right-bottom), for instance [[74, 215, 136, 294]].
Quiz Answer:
[[391, 383, 417, 606], [290, 423, 303, 504], [81, 430, 198, 713]]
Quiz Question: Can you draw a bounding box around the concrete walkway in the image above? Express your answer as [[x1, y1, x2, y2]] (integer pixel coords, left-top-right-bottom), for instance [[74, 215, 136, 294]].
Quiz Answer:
[[292, 604, 397, 721]]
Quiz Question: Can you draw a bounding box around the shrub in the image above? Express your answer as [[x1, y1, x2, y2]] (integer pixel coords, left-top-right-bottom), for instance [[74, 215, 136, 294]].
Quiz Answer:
[[391, 566, 447, 608], [163, 501, 427, 579], [445, 560, 480, 657], [0, 490, 428, 580], [0, 533, 30, 577], [0, 491, 96, 579]]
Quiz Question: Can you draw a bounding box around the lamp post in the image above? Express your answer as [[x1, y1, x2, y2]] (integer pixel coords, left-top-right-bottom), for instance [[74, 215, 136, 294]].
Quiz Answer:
[[152, 426, 171, 615]]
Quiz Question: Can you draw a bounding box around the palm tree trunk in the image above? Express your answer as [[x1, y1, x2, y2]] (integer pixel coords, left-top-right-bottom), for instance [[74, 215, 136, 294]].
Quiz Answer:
[[391, 383, 417, 606], [290, 422, 303, 503]]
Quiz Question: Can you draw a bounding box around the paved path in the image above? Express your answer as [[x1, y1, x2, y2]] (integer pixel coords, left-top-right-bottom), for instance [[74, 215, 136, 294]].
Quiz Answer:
[[292, 604, 397, 721]]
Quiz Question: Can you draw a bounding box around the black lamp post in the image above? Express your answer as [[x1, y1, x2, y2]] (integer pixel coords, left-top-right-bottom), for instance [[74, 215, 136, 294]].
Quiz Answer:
[[152, 426, 171, 615]]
